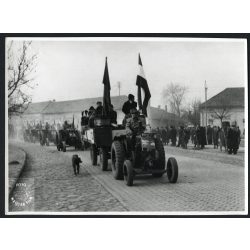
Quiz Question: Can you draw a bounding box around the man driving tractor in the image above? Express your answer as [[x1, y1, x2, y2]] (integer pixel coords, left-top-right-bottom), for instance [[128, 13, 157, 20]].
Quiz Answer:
[[125, 108, 146, 165]]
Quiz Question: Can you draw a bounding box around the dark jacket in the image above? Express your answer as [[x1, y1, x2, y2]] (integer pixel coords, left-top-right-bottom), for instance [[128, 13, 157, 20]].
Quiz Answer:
[[122, 100, 137, 115], [95, 106, 103, 116], [110, 110, 117, 124]]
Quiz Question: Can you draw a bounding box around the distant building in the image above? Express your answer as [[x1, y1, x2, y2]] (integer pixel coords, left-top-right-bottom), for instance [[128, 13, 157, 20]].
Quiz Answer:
[[200, 87, 245, 132], [10, 95, 184, 132]]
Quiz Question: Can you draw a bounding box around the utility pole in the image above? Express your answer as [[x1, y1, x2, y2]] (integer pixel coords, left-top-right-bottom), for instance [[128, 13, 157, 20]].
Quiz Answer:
[[117, 81, 121, 96], [205, 80, 208, 127], [205, 80, 208, 144]]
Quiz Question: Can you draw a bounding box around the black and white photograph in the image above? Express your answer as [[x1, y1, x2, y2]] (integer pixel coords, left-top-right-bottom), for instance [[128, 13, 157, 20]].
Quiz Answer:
[[5, 37, 248, 215]]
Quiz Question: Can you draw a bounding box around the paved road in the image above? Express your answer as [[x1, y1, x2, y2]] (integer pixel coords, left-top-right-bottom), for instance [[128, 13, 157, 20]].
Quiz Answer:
[[9, 141, 245, 213], [9, 141, 126, 212]]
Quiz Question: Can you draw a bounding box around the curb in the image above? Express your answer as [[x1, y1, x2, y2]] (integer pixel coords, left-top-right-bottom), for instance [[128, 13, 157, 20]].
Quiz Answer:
[[8, 148, 27, 197]]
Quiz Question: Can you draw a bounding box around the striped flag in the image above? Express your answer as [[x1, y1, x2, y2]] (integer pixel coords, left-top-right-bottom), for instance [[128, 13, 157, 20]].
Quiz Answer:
[[102, 57, 111, 116], [136, 54, 151, 116]]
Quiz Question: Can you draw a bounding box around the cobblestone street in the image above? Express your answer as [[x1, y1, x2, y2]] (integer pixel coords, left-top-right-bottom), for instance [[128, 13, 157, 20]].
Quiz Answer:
[[8, 141, 127, 212], [8, 141, 245, 213]]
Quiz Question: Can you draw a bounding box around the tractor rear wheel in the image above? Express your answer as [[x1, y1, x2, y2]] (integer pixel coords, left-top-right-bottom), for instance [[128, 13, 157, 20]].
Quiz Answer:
[[111, 141, 125, 180], [167, 157, 178, 183], [100, 147, 108, 171], [123, 160, 134, 186], [90, 144, 98, 166]]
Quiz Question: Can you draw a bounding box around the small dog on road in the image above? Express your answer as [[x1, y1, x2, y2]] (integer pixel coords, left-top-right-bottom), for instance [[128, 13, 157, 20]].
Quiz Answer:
[[72, 154, 82, 175]]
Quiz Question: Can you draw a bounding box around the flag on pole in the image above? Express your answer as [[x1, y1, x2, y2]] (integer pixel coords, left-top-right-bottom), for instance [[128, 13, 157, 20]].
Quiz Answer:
[[102, 57, 111, 116], [136, 54, 151, 116]]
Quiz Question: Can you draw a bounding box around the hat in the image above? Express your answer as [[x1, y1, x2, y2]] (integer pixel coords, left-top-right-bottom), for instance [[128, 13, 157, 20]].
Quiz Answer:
[[89, 106, 95, 111], [128, 94, 134, 100], [96, 101, 102, 105]]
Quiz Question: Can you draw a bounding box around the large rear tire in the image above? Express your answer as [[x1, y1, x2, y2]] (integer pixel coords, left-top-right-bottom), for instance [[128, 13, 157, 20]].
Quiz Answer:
[[90, 144, 98, 166], [167, 157, 178, 183], [123, 160, 134, 186], [100, 147, 108, 171], [111, 141, 125, 180]]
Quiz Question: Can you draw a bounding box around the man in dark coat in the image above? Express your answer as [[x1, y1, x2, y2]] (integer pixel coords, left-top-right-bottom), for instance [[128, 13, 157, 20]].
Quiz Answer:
[[122, 94, 137, 115], [160, 127, 168, 145], [212, 126, 219, 149], [200, 126, 207, 149], [177, 126, 184, 147], [109, 104, 117, 124], [166, 126, 170, 145], [95, 101, 103, 116], [170, 126, 177, 146], [207, 125, 213, 145], [227, 124, 239, 154]]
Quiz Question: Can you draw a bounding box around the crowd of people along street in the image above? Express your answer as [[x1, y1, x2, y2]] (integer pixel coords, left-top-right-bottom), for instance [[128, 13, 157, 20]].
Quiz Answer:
[[10, 93, 242, 155], [156, 123, 242, 155]]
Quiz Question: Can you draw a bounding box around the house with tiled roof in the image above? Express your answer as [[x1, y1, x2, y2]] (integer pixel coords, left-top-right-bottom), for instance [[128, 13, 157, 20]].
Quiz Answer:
[[199, 87, 245, 131], [18, 95, 184, 129]]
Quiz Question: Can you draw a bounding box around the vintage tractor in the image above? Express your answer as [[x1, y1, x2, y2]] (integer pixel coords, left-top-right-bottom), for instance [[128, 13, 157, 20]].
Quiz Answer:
[[84, 115, 178, 186], [56, 128, 83, 152], [84, 117, 127, 171], [110, 115, 179, 186]]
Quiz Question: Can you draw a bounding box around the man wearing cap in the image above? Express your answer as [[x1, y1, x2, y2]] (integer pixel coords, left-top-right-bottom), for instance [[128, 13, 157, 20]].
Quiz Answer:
[[95, 101, 103, 116], [88, 106, 96, 128], [122, 94, 137, 115], [125, 108, 146, 164]]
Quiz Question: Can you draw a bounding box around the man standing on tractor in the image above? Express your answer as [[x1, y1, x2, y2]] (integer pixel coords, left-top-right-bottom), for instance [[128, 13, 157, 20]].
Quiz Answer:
[[122, 94, 137, 125], [122, 94, 137, 116], [109, 104, 117, 124], [95, 101, 103, 116]]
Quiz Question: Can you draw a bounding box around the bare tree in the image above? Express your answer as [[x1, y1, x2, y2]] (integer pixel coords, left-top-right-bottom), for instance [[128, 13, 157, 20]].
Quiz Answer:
[[8, 41, 37, 117], [189, 98, 201, 126], [162, 82, 188, 117], [210, 99, 231, 126]]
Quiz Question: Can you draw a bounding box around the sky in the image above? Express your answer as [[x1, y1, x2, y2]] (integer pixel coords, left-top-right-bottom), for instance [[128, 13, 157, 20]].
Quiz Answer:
[[8, 38, 246, 108]]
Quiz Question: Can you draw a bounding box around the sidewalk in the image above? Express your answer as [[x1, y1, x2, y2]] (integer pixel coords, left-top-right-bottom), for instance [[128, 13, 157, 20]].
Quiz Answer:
[[8, 143, 27, 195]]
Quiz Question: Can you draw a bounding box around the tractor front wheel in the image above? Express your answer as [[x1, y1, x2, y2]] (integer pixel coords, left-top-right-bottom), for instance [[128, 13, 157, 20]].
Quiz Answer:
[[167, 157, 178, 183], [123, 160, 134, 186], [111, 141, 125, 180]]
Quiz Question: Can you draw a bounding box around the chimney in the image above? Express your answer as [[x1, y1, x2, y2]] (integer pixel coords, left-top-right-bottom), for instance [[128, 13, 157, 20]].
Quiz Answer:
[[165, 105, 168, 112], [158, 105, 161, 109]]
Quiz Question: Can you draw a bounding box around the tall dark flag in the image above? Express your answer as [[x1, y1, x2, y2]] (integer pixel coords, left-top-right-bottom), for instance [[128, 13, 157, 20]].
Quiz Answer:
[[136, 54, 151, 116], [102, 57, 111, 116]]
